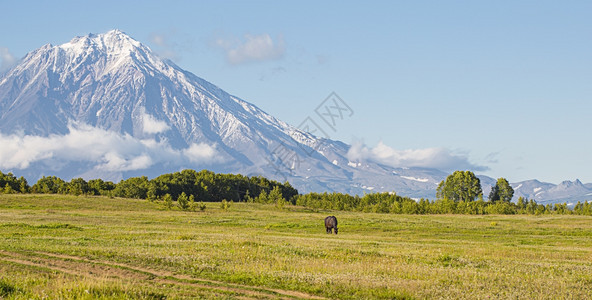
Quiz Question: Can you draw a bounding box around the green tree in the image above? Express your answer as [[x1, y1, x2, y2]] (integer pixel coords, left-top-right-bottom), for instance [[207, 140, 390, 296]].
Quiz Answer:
[[401, 199, 419, 214], [32, 176, 67, 194], [18, 177, 29, 193], [88, 179, 115, 195], [177, 192, 189, 211], [3, 183, 15, 194], [281, 181, 298, 203], [268, 186, 284, 204], [436, 171, 483, 202], [67, 178, 89, 195], [244, 190, 253, 203], [146, 184, 158, 202], [188, 194, 197, 211], [162, 194, 173, 210], [489, 178, 514, 203], [256, 190, 268, 203], [516, 196, 527, 211], [488, 184, 499, 202], [113, 176, 150, 199], [485, 201, 516, 215], [0, 172, 27, 193]]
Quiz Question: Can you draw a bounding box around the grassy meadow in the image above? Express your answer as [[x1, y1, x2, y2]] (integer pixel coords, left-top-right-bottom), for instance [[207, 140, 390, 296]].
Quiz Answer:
[[1, 194, 591, 299]]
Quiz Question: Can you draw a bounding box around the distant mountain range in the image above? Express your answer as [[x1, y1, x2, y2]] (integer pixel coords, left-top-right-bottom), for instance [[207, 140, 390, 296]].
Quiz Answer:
[[0, 30, 590, 204], [510, 179, 592, 205]]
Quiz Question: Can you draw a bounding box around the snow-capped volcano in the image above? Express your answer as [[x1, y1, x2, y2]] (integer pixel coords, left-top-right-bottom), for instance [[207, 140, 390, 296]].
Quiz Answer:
[[0, 29, 295, 149], [0, 29, 413, 194], [0, 30, 590, 203]]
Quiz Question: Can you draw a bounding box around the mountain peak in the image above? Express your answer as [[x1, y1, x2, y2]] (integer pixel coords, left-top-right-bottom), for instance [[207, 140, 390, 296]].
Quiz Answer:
[[97, 29, 138, 47], [559, 179, 584, 187], [104, 29, 127, 37], [58, 29, 144, 57]]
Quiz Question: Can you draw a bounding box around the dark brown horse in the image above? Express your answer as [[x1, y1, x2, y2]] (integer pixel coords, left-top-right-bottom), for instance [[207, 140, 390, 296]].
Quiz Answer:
[[324, 216, 338, 234]]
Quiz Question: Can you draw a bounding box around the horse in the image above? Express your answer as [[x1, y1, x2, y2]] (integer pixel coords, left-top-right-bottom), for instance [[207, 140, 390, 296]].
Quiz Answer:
[[324, 216, 338, 234]]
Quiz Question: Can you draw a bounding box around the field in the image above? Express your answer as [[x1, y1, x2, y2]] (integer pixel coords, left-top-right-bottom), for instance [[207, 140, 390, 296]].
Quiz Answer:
[[1, 194, 591, 299]]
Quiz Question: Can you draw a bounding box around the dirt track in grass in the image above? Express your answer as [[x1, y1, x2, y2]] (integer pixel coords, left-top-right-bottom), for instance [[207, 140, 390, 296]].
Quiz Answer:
[[0, 249, 326, 299]]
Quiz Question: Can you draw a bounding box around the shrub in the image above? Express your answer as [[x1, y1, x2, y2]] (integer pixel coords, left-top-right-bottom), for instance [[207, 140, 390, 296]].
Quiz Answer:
[[220, 199, 231, 210]]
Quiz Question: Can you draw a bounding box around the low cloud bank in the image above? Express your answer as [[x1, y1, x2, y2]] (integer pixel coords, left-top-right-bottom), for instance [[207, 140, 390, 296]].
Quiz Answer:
[[141, 111, 170, 134], [347, 141, 487, 172], [0, 123, 219, 172]]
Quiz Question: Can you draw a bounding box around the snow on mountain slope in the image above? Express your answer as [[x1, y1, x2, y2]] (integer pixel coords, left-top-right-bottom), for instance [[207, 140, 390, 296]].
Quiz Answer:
[[512, 179, 554, 200]]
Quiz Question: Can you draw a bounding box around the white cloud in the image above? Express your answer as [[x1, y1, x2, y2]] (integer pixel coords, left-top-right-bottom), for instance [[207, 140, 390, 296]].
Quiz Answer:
[[141, 112, 170, 134], [347, 141, 488, 172], [183, 143, 217, 163], [0, 123, 219, 172], [99, 152, 153, 172], [0, 47, 17, 72], [215, 33, 285, 65], [150, 33, 166, 47], [149, 31, 181, 61]]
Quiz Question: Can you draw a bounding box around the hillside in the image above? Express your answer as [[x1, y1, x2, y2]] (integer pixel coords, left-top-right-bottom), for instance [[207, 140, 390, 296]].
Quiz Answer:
[[1, 194, 591, 299]]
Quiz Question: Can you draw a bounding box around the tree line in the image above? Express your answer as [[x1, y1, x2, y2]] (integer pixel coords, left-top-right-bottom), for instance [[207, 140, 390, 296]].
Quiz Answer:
[[292, 171, 590, 216], [432, 170, 591, 215], [0, 169, 297, 203], [1, 169, 591, 215], [294, 191, 592, 215]]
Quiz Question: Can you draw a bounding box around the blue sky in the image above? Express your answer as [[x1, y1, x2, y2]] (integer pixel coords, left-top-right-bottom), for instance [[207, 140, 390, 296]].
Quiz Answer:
[[1, 1, 591, 184]]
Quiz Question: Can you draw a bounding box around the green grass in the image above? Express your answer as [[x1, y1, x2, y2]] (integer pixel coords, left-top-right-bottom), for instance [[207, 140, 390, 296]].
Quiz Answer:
[[1, 194, 591, 299]]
